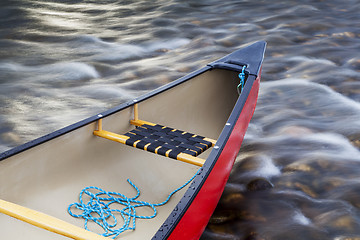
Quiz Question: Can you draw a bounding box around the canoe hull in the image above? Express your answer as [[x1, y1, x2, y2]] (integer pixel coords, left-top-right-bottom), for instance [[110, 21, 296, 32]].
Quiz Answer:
[[0, 41, 266, 240]]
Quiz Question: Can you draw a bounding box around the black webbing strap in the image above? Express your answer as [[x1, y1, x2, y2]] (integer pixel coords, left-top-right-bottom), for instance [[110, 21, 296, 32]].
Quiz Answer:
[[124, 124, 212, 159]]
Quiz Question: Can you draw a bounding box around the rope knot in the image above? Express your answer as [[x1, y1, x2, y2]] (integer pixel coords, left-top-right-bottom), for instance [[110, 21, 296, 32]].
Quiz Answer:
[[237, 65, 247, 95]]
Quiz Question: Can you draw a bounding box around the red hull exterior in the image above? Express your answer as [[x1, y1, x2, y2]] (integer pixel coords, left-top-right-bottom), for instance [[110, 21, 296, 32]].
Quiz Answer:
[[168, 75, 261, 240]]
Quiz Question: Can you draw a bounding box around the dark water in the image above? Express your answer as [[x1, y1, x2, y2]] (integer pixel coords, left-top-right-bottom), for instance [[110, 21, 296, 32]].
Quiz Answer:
[[1, 0, 360, 239]]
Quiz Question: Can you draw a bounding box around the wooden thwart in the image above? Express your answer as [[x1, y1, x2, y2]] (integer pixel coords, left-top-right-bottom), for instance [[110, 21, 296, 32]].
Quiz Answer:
[[93, 104, 217, 167], [0, 199, 107, 240]]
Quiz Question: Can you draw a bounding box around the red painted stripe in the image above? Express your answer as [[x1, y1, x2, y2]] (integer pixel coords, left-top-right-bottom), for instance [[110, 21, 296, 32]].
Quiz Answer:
[[168, 75, 261, 240]]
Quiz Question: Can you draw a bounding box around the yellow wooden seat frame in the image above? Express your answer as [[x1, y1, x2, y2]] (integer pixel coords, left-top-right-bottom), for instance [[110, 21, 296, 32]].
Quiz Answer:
[[93, 104, 216, 167]]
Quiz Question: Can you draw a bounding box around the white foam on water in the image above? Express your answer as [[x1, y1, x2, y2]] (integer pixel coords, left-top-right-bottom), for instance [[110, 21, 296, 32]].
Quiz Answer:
[[258, 155, 282, 178], [258, 79, 360, 135], [72, 84, 135, 100], [261, 80, 360, 153], [292, 210, 311, 225], [0, 62, 26, 72], [250, 132, 360, 163], [146, 38, 191, 51], [261, 79, 359, 110], [284, 4, 320, 13], [303, 133, 360, 157], [241, 155, 281, 178], [287, 56, 336, 66], [43, 62, 100, 81], [243, 122, 264, 140], [71, 35, 190, 62], [0, 61, 100, 81]]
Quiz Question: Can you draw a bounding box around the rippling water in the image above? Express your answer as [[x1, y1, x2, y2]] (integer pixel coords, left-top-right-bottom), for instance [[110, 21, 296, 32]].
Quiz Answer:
[[1, 0, 360, 239]]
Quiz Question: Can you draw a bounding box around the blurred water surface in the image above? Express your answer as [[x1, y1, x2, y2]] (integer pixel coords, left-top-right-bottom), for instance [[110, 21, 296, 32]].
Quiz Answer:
[[1, 0, 360, 239]]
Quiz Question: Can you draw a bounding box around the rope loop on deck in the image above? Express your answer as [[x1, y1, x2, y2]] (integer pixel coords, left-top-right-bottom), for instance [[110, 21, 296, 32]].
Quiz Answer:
[[237, 65, 247, 95], [68, 168, 201, 239]]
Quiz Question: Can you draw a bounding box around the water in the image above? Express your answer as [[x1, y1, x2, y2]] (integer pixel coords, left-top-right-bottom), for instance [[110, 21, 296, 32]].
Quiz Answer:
[[1, 0, 360, 239]]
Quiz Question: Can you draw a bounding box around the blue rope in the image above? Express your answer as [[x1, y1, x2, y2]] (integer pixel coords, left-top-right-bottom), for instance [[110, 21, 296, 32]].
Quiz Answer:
[[68, 168, 201, 239], [237, 65, 247, 95]]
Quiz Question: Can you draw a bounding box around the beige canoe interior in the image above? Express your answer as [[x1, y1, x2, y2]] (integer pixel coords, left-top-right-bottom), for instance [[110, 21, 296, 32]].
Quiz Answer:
[[0, 69, 241, 239]]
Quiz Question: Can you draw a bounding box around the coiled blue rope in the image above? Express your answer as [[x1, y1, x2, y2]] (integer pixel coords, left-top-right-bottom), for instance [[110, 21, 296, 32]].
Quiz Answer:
[[68, 168, 201, 239], [237, 65, 247, 95]]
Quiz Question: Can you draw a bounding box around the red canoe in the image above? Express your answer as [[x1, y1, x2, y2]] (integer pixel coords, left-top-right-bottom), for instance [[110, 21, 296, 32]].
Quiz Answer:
[[0, 41, 266, 240]]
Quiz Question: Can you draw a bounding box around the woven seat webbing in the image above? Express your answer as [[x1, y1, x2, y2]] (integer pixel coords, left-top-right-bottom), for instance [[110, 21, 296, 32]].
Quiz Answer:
[[124, 124, 212, 159]]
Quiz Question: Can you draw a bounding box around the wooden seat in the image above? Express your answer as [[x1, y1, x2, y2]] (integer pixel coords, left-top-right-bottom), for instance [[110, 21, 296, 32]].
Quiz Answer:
[[93, 104, 216, 167]]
